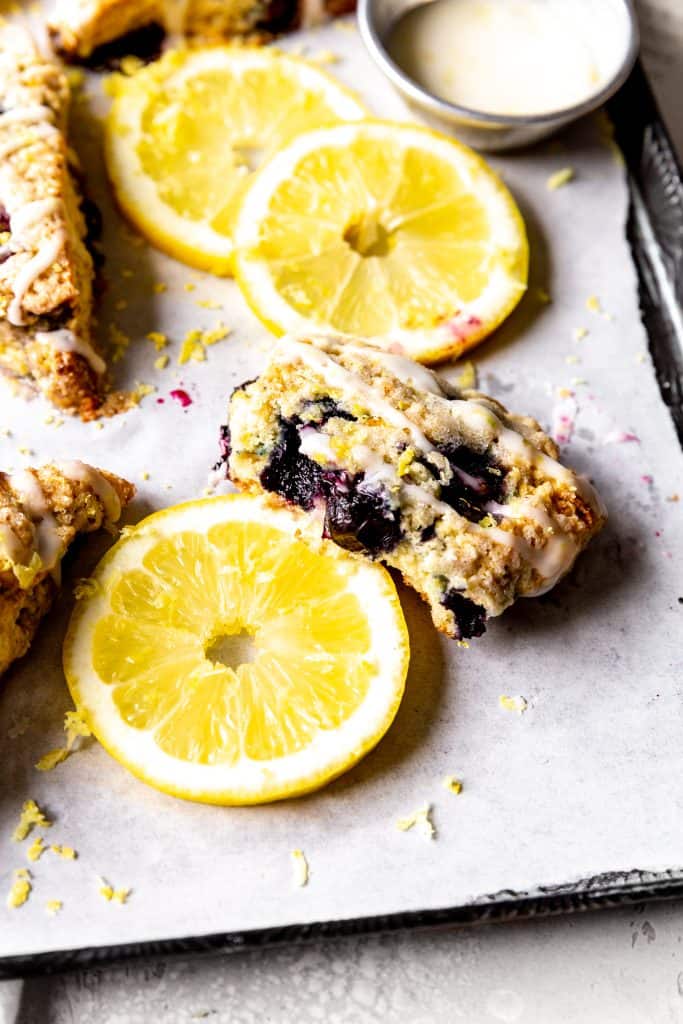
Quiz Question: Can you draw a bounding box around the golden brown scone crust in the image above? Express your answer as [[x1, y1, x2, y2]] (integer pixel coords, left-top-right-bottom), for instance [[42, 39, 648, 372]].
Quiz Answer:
[[49, 0, 355, 58], [0, 463, 135, 676]]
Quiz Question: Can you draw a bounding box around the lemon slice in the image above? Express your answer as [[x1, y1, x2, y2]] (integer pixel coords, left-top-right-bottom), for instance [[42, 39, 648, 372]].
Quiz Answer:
[[104, 48, 367, 273], [63, 495, 409, 805], [233, 120, 528, 362]]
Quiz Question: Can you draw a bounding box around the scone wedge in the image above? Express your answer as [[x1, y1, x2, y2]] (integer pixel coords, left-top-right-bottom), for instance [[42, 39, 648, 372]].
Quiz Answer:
[[0, 26, 105, 419], [223, 335, 607, 639], [0, 461, 134, 677]]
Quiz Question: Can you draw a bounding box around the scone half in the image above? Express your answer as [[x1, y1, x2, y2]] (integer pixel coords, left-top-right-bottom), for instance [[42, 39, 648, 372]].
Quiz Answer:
[[223, 335, 606, 639]]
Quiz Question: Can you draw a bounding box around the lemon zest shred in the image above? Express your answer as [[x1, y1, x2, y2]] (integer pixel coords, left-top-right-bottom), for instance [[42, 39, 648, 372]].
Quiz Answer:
[[35, 748, 70, 772], [13, 799, 52, 841], [7, 869, 31, 908], [74, 577, 101, 601], [291, 849, 309, 887], [51, 844, 77, 860], [146, 331, 168, 350], [46, 899, 63, 915], [396, 804, 435, 839], [499, 694, 528, 714], [546, 167, 575, 190], [454, 360, 477, 390], [27, 835, 47, 861]]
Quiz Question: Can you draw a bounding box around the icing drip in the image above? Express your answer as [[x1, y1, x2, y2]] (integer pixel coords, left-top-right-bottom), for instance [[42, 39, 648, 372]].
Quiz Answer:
[[0, 103, 55, 127], [35, 329, 106, 376], [0, 121, 59, 162], [278, 337, 434, 453], [57, 460, 121, 522], [8, 469, 64, 574], [485, 498, 578, 593], [10, 197, 62, 244], [345, 343, 447, 397], [7, 232, 65, 326]]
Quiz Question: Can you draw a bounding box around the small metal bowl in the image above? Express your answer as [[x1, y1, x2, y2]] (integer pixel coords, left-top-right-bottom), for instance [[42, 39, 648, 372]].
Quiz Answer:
[[357, 0, 640, 151]]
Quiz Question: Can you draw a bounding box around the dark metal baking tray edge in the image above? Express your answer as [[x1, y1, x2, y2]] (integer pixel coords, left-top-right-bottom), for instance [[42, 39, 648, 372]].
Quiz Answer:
[[2, 60, 683, 981]]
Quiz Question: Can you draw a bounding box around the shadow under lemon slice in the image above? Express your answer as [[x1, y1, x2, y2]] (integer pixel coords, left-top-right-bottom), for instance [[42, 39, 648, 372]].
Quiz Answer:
[[63, 494, 409, 805], [103, 47, 367, 274]]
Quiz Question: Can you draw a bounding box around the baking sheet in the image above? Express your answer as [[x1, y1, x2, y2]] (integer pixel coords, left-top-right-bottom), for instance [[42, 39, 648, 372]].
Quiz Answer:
[[2, 15, 683, 964]]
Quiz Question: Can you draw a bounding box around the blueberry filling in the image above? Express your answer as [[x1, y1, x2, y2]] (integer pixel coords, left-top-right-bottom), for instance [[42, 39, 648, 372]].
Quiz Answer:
[[300, 397, 357, 426], [37, 303, 74, 332], [259, 417, 402, 556], [68, 23, 165, 70], [0, 204, 10, 265], [432, 443, 507, 523], [442, 589, 487, 639]]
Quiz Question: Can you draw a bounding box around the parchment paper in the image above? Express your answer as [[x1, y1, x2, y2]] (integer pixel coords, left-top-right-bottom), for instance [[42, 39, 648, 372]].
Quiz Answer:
[[1, 17, 682, 961]]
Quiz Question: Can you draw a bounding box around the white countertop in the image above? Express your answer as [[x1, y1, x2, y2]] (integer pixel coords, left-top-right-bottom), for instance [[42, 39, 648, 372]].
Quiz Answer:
[[2, 1, 683, 1020]]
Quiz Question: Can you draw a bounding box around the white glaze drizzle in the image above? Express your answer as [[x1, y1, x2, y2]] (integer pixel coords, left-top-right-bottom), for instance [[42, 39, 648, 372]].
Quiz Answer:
[[346, 344, 447, 397], [10, 197, 62, 243], [278, 337, 434, 452], [8, 469, 64, 574], [56, 460, 121, 522], [485, 498, 578, 593], [0, 103, 55, 126], [7, 231, 64, 326], [35, 329, 106, 376], [0, 121, 59, 161]]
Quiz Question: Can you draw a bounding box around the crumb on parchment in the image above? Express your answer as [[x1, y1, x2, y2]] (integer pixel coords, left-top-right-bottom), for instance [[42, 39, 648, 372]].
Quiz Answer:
[[499, 695, 528, 714], [291, 849, 309, 887], [442, 776, 463, 795], [13, 799, 52, 841], [397, 804, 436, 839], [46, 900, 63, 915]]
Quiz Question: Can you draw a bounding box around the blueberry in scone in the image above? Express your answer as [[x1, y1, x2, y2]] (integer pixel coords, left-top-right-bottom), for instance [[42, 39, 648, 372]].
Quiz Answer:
[[222, 335, 606, 640], [0, 26, 107, 419], [0, 461, 135, 677]]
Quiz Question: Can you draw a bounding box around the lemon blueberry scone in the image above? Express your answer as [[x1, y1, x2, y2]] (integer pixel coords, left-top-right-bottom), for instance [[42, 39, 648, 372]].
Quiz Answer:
[[223, 336, 606, 640], [0, 26, 106, 419], [50, 0, 353, 60], [0, 461, 135, 677]]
